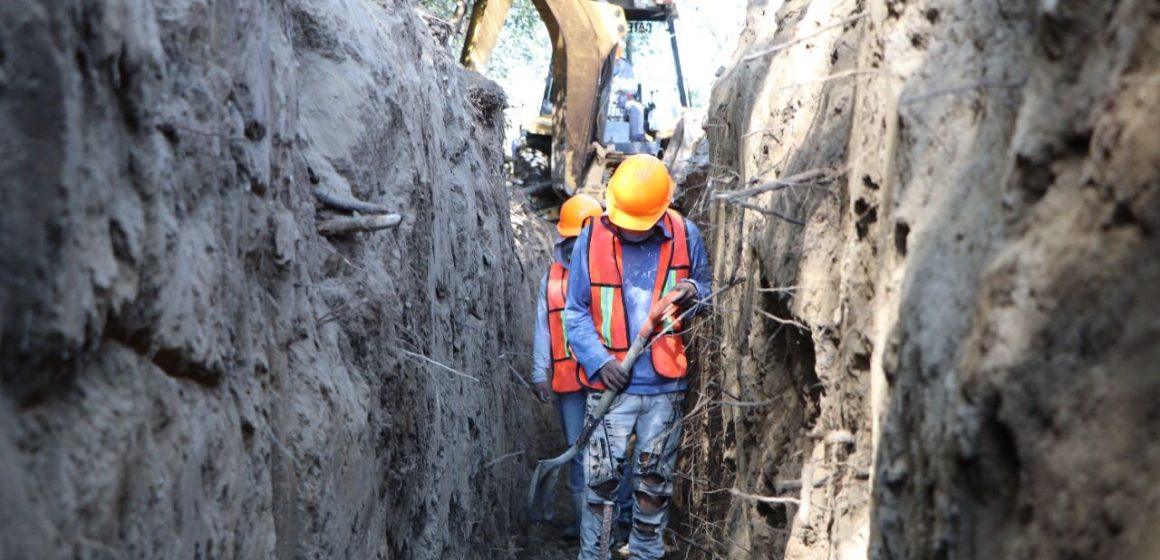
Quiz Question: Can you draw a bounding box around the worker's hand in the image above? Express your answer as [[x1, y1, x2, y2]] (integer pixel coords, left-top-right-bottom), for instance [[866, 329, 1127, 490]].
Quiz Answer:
[[533, 381, 552, 404], [597, 360, 630, 392], [671, 280, 699, 309], [646, 281, 698, 328]]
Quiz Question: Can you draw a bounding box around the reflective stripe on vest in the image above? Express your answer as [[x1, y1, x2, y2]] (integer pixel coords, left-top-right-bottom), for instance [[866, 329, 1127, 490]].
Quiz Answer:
[[546, 263, 585, 393], [581, 210, 691, 390]]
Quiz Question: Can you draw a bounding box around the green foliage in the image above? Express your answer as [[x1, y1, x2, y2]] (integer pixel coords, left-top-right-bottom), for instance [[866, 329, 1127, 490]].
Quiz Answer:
[[484, 2, 550, 83], [417, 0, 463, 20], [417, 0, 550, 83]]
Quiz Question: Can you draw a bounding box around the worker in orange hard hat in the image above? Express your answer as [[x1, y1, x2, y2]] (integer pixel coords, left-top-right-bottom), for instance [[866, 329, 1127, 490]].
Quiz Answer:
[[563, 154, 712, 559], [530, 193, 603, 539]]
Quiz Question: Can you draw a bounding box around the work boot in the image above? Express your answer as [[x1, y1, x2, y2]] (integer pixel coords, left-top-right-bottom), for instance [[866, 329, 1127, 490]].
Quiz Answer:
[[612, 521, 631, 557], [614, 541, 631, 558]]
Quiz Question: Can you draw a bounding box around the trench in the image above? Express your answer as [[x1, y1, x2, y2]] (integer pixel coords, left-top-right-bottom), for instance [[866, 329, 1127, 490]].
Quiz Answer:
[[1, 1, 1159, 560]]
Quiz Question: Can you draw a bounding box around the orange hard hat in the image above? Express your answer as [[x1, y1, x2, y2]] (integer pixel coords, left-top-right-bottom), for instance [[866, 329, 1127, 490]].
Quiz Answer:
[[604, 154, 674, 231], [557, 194, 603, 237]]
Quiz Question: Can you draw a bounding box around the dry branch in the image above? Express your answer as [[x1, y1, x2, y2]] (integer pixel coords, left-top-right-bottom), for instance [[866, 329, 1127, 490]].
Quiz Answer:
[[754, 307, 810, 330], [484, 450, 525, 468], [774, 475, 831, 494], [769, 69, 885, 93], [900, 78, 1026, 106], [755, 285, 798, 294], [712, 397, 781, 407], [502, 362, 532, 389], [400, 349, 480, 382], [724, 200, 807, 226], [717, 167, 833, 200], [730, 488, 801, 505], [797, 453, 815, 527], [312, 187, 395, 215], [823, 429, 855, 444], [741, 127, 779, 140], [742, 12, 867, 62], [317, 214, 402, 236], [315, 296, 370, 326], [669, 528, 717, 557]]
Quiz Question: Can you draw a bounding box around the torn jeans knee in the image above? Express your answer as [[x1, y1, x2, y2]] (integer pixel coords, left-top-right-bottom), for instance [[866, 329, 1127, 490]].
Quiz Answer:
[[630, 456, 675, 541], [585, 437, 627, 504], [587, 478, 621, 504], [634, 446, 676, 497]]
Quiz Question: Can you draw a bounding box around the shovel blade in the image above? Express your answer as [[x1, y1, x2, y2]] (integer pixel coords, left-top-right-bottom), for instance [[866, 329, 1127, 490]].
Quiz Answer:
[[527, 446, 579, 522], [527, 461, 560, 522]]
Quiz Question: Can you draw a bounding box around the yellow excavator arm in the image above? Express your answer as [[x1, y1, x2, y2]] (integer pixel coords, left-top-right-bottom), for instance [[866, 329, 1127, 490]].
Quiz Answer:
[[460, 0, 624, 195], [459, 0, 516, 74]]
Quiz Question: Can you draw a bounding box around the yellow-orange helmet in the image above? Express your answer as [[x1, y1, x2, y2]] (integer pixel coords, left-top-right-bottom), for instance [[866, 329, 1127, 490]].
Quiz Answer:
[[557, 194, 603, 237], [604, 154, 674, 231]]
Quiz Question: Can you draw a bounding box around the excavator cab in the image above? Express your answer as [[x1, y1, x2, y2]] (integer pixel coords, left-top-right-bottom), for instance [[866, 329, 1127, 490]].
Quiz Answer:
[[522, 75, 556, 156], [599, 0, 689, 163], [460, 0, 688, 198]]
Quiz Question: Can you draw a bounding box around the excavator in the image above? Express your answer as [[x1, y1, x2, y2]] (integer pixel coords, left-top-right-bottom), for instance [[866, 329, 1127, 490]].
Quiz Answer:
[[459, 0, 689, 199]]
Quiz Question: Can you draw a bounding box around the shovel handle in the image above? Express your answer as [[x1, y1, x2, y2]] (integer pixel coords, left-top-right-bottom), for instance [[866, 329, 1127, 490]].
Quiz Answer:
[[530, 280, 740, 521], [578, 287, 705, 442], [528, 333, 649, 520], [593, 333, 649, 412]]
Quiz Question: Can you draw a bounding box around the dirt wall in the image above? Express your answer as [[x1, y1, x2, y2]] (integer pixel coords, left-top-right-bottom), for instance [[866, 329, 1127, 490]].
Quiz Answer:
[[0, 0, 551, 558], [686, 0, 1160, 558]]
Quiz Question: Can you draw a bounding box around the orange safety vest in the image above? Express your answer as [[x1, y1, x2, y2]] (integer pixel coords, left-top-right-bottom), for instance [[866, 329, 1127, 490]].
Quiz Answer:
[[546, 263, 585, 393], [580, 210, 691, 390]]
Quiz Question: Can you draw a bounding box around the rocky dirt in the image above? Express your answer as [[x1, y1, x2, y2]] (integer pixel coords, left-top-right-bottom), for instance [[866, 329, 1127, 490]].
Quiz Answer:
[[0, 0, 559, 558], [677, 0, 1160, 558]]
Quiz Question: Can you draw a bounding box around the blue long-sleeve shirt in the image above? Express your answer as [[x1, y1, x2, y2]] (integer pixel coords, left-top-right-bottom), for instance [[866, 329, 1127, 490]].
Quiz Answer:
[[532, 273, 551, 384], [532, 241, 575, 384], [564, 215, 712, 395]]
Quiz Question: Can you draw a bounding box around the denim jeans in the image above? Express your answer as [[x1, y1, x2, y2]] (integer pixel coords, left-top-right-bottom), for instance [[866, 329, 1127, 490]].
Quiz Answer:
[[579, 392, 684, 560], [557, 391, 588, 502]]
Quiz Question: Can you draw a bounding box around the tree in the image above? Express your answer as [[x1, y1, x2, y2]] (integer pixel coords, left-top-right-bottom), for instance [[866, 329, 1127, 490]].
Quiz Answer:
[[417, 0, 470, 25]]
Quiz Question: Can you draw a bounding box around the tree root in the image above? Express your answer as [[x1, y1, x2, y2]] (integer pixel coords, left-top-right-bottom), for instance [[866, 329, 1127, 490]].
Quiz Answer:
[[312, 187, 394, 215], [317, 214, 402, 236]]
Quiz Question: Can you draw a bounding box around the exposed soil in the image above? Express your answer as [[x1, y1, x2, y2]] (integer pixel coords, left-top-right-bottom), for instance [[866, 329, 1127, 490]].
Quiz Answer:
[[0, 1, 556, 558], [676, 0, 1160, 558], [2, 0, 1157, 559]]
